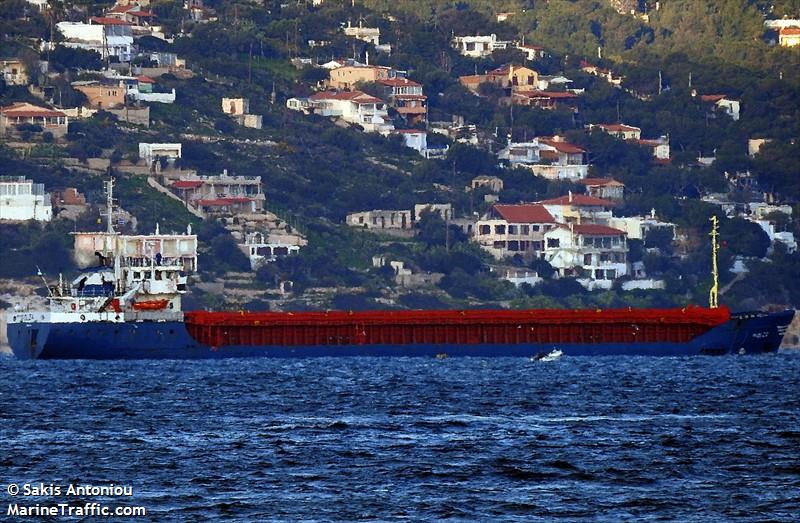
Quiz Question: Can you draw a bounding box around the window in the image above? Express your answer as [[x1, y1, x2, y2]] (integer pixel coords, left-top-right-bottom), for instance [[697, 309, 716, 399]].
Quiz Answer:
[[479, 225, 490, 235], [520, 225, 530, 235], [508, 241, 519, 251], [493, 241, 506, 249], [495, 224, 506, 234], [508, 225, 518, 235], [584, 253, 592, 265], [595, 269, 604, 279], [532, 225, 540, 232], [606, 269, 616, 280], [547, 238, 560, 248]]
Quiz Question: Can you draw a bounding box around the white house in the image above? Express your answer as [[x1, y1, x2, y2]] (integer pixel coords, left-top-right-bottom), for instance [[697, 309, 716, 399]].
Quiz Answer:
[[499, 139, 589, 180], [0, 176, 52, 222], [139, 143, 182, 165], [544, 223, 628, 290], [473, 203, 557, 259], [56, 20, 134, 62], [394, 130, 427, 156], [699, 94, 740, 121], [451, 34, 510, 58], [307, 90, 394, 133], [539, 193, 615, 225]]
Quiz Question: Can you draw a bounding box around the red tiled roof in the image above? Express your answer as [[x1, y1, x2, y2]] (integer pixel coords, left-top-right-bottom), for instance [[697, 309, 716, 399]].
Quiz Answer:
[[309, 90, 384, 104], [1, 102, 66, 118], [517, 43, 544, 50], [572, 224, 626, 236], [458, 75, 484, 84], [598, 123, 640, 132], [637, 138, 665, 147], [136, 75, 155, 84], [577, 178, 624, 187], [171, 180, 203, 189], [780, 27, 800, 35], [90, 17, 133, 25], [393, 94, 427, 100], [377, 78, 421, 87], [196, 197, 253, 206], [539, 194, 615, 207], [492, 204, 555, 224], [700, 94, 727, 102], [538, 138, 585, 154]]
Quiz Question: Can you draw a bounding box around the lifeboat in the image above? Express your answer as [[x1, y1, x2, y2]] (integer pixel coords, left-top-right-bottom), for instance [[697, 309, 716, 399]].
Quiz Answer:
[[132, 299, 169, 311]]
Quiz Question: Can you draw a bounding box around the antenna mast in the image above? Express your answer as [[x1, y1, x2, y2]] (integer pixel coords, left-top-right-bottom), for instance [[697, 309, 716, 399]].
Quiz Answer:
[[104, 178, 115, 233], [709, 215, 719, 309]]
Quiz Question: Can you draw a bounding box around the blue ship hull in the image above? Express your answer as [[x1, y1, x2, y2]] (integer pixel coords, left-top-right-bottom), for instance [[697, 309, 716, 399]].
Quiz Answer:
[[7, 310, 794, 359]]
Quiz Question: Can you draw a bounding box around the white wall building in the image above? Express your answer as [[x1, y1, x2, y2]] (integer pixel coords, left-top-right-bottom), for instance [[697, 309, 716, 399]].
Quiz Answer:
[[0, 176, 52, 222], [56, 21, 134, 62], [139, 143, 182, 165], [544, 224, 628, 290], [452, 34, 510, 58], [306, 91, 394, 133]]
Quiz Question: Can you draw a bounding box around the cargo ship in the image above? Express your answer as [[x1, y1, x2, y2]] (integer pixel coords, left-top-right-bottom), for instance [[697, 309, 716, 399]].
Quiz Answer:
[[6, 181, 794, 359]]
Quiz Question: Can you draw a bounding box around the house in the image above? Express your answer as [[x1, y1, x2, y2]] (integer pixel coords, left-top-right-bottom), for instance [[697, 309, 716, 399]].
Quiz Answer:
[[414, 203, 453, 222], [748, 138, 771, 157], [0, 176, 52, 222], [307, 90, 393, 133], [221, 97, 262, 129], [637, 136, 670, 161], [459, 65, 540, 96], [451, 34, 510, 58], [544, 223, 628, 289], [328, 64, 400, 90], [539, 193, 615, 224], [491, 266, 543, 287], [498, 138, 588, 180], [26, 0, 49, 11], [699, 94, 740, 121], [56, 20, 134, 62], [0, 102, 68, 137], [608, 211, 676, 241], [511, 90, 579, 111], [577, 178, 625, 201], [376, 77, 427, 124], [170, 171, 265, 216], [592, 123, 641, 141], [515, 43, 546, 60], [473, 203, 557, 259], [779, 27, 800, 47], [580, 60, 623, 87], [470, 175, 504, 193], [496, 12, 515, 22], [1, 59, 29, 86], [393, 130, 427, 156], [346, 210, 412, 230], [72, 81, 126, 109], [532, 138, 589, 181], [242, 232, 300, 271], [343, 22, 381, 46], [139, 143, 181, 165], [106, 3, 156, 26], [536, 75, 573, 91]]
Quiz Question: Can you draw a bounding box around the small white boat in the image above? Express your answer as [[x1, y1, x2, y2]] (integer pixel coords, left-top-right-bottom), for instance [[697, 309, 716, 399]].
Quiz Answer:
[[531, 349, 563, 362]]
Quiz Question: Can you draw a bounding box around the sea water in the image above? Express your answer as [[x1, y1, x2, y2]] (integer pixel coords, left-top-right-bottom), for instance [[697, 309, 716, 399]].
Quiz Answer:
[[1, 355, 799, 521]]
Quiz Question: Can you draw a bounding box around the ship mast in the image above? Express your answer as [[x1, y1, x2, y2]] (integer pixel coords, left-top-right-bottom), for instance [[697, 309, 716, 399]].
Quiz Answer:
[[104, 178, 115, 234], [709, 215, 719, 309]]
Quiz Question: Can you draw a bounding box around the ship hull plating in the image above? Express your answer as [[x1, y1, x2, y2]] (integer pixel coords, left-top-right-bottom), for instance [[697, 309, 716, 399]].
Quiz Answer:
[[7, 310, 794, 360]]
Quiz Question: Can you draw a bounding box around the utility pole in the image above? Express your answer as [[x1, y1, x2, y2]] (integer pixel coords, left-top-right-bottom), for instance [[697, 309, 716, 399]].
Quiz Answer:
[[248, 42, 253, 84]]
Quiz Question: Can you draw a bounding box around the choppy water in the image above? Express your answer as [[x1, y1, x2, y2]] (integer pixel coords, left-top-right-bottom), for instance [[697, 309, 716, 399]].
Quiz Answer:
[[2, 355, 800, 522]]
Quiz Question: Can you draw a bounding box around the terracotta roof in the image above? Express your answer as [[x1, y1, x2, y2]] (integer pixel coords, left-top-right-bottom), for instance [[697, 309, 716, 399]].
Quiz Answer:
[[538, 138, 585, 154], [309, 90, 384, 104], [780, 27, 800, 35], [539, 194, 615, 207], [136, 75, 155, 84], [0, 102, 66, 118], [458, 75, 484, 84], [393, 94, 427, 100], [196, 197, 253, 206], [700, 94, 728, 102], [577, 178, 624, 187], [171, 180, 203, 189], [90, 17, 133, 25], [572, 224, 626, 236], [376, 78, 421, 87], [637, 138, 666, 147], [491, 204, 555, 224], [598, 123, 640, 132]]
